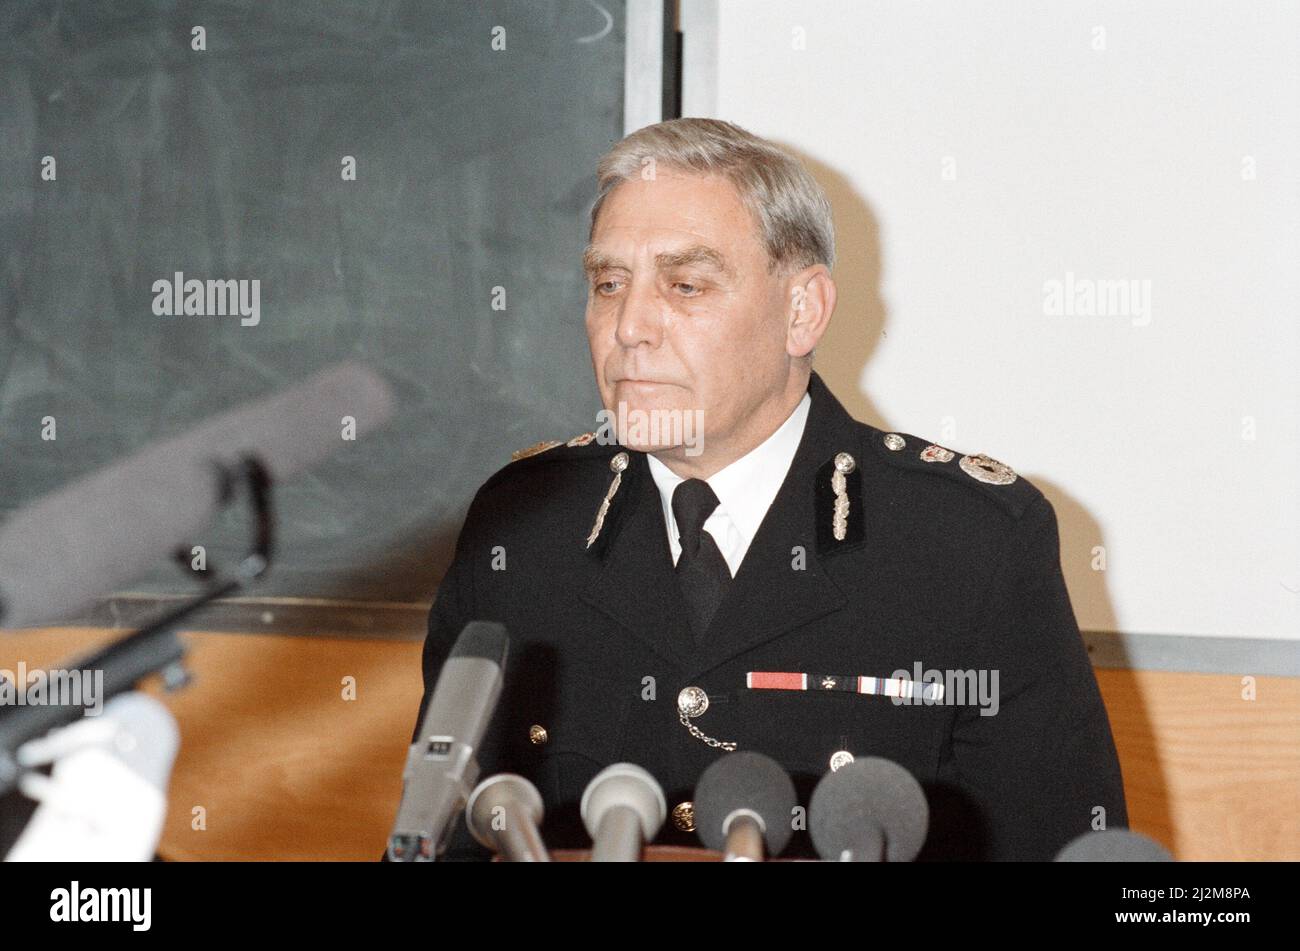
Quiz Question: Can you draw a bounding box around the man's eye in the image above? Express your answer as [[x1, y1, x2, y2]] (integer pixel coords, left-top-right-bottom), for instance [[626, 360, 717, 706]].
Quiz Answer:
[[594, 280, 620, 295], [674, 282, 701, 296]]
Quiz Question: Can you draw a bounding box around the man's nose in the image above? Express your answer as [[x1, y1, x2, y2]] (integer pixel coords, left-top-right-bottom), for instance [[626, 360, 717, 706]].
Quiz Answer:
[[613, 276, 663, 350]]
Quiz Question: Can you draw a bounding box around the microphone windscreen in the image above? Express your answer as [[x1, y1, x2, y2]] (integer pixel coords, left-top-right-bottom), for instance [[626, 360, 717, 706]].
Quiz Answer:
[[693, 751, 797, 856], [448, 621, 509, 666], [1055, 829, 1173, 862], [809, 757, 929, 862], [580, 762, 666, 840], [466, 773, 545, 848], [0, 361, 394, 628], [98, 693, 181, 791]]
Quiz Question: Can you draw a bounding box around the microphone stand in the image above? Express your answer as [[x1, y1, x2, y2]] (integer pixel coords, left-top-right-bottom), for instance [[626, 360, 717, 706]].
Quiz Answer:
[[0, 456, 275, 795]]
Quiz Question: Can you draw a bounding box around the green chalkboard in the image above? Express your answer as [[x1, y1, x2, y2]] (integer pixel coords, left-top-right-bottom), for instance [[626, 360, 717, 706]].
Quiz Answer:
[[0, 0, 631, 626]]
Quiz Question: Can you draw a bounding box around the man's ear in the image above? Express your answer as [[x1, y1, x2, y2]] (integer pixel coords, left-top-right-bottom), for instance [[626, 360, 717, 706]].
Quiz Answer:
[[785, 264, 836, 358]]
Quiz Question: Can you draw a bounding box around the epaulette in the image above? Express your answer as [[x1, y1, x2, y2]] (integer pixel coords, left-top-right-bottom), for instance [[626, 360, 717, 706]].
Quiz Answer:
[[488, 431, 635, 555], [866, 428, 1042, 520], [509, 431, 600, 462], [479, 431, 619, 498]]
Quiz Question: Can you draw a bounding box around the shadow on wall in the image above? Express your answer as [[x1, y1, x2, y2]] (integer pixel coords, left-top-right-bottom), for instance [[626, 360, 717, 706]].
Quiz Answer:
[[786, 142, 1170, 851]]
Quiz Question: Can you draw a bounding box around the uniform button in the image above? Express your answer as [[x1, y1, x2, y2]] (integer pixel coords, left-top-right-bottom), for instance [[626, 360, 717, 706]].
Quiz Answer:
[[829, 750, 855, 772], [528, 724, 548, 746], [671, 801, 695, 832], [883, 433, 906, 451], [676, 686, 709, 718]]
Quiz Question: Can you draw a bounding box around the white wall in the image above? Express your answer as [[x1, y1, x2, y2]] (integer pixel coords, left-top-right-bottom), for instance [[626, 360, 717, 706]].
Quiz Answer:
[[682, 0, 1298, 640]]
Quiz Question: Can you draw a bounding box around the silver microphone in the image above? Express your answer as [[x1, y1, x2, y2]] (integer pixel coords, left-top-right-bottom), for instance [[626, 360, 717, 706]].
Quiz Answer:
[[580, 763, 666, 862], [465, 774, 550, 862], [387, 621, 508, 862]]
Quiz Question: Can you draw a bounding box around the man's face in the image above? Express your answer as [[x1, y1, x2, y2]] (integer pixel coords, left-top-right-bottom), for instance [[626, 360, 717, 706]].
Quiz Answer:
[[584, 168, 793, 459]]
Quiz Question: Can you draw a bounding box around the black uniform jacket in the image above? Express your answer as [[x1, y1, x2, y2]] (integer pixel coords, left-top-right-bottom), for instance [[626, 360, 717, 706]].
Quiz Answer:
[[407, 372, 1128, 860]]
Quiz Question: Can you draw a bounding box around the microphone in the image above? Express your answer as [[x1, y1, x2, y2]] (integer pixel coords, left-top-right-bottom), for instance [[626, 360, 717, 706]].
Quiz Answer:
[[693, 751, 797, 861], [465, 773, 550, 862], [580, 763, 666, 862], [387, 621, 508, 862], [1055, 829, 1174, 861], [808, 756, 929, 862], [4, 692, 179, 862], [0, 361, 395, 629]]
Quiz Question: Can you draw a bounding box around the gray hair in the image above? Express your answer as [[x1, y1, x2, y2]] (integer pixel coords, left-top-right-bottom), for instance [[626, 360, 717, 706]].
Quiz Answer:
[[590, 118, 835, 274]]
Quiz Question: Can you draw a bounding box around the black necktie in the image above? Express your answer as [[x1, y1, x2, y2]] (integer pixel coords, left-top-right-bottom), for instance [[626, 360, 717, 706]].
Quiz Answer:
[[672, 479, 732, 639]]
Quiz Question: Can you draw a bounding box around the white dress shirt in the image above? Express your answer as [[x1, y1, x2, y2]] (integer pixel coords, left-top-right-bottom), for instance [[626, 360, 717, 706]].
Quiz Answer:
[[647, 392, 812, 578]]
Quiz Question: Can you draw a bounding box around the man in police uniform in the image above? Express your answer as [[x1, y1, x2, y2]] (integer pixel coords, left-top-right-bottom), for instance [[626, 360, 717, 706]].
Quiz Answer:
[[407, 118, 1128, 861]]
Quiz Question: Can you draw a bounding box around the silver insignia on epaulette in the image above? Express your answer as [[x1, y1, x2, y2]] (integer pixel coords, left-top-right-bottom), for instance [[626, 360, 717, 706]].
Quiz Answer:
[[959, 452, 1017, 485], [510, 440, 562, 462], [920, 444, 955, 464]]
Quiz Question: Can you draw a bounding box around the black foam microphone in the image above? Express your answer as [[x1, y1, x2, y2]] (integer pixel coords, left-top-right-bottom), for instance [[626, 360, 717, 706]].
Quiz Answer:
[[0, 361, 395, 629], [693, 751, 797, 861], [1055, 829, 1174, 861], [809, 757, 929, 862], [387, 622, 508, 862]]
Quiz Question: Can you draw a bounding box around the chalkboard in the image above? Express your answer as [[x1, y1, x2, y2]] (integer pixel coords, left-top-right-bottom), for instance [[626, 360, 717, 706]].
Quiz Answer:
[[0, 0, 631, 629]]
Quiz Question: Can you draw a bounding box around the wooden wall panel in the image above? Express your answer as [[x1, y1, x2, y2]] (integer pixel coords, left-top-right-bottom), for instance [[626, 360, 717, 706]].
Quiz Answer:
[[1, 628, 1296, 860], [1095, 667, 1299, 861]]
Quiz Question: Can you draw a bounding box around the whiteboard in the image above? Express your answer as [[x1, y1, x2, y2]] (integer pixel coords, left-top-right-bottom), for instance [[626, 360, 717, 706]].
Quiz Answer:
[[682, 0, 1299, 640]]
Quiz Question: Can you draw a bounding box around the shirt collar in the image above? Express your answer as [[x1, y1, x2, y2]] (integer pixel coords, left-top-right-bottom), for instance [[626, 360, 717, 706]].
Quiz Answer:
[[647, 391, 812, 555]]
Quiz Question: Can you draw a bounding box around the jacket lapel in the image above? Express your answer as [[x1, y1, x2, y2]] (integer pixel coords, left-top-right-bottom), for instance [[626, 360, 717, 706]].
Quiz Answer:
[[684, 373, 860, 678], [576, 373, 867, 677], [577, 450, 698, 669]]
